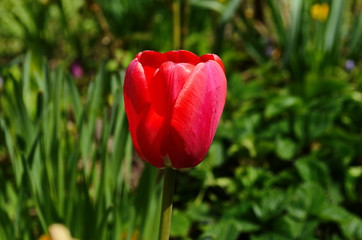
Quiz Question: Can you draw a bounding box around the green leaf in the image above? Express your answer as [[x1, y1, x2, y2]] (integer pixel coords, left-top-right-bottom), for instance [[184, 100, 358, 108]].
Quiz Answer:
[[252, 189, 288, 222], [295, 156, 330, 184], [270, 216, 303, 239], [324, 0, 345, 56], [348, 13, 362, 58], [220, 0, 244, 23], [65, 74, 82, 123], [265, 95, 301, 119], [170, 210, 191, 237], [202, 141, 224, 170], [201, 219, 240, 240], [276, 137, 297, 160], [251, 232, 291, 240], [319, 205, 362, 239], [283, 0, 303, 65], [287, 183, 326, 219], [190, 0, 225, 13], [266, 0, 286, 48]]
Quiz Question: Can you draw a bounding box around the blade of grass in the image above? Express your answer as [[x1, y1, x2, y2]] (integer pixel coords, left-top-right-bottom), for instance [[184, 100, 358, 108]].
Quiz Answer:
[[283, 0, 303, 67], [324, 0, 345, 60], [65, 74, 82, 123], [348, 13, 362, 58], [266, 0, 286, 48]]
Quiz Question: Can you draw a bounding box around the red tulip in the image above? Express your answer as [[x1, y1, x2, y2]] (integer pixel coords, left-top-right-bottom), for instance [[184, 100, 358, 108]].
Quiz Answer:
[[123, 50, 227, 169]]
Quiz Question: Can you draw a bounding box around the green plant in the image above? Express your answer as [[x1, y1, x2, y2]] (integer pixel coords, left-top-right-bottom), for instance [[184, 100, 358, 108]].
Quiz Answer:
[[0, 53, 161, 240]]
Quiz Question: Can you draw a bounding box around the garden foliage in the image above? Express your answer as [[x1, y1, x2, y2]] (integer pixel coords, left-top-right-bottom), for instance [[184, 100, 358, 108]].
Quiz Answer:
[[1, 0, 362, 239]]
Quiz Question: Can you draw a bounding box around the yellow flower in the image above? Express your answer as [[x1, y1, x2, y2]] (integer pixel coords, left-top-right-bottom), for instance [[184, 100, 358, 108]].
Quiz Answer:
[[244, 6, 255, 19], [38, 224, 77, 240], [38, 234, 51, 240], [107, 94, 114, 106], [311, 3, 329, 22], [271, 49, 281, 60], [48, 224, 73, 240], [120, 230, 139, 240]]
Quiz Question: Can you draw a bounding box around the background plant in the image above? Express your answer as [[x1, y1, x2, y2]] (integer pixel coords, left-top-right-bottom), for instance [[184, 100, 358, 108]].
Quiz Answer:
[[1, 0, 362, 239]]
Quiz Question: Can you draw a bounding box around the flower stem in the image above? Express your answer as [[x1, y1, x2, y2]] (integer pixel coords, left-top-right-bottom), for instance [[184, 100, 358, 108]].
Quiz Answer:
[[158, 167, 176, 240], [172, 0, 181, 49]]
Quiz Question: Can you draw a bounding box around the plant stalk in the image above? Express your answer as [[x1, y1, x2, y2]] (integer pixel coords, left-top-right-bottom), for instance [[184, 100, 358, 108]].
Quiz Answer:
[[172, 0, 181, 49], [158, 167, 176, 240]]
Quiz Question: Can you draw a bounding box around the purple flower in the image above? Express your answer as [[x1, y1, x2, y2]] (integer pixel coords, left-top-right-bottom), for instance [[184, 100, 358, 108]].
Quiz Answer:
[[265, 46, 274, 57], [265, 38, 274, 57], [70, 61, 84, 79], [0, 76, 3, 92], [345, 59, 355, 72]]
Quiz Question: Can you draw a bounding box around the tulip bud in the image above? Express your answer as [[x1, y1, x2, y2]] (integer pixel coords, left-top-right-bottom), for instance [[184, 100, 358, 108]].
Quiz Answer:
[[123, 50, 227, 169]]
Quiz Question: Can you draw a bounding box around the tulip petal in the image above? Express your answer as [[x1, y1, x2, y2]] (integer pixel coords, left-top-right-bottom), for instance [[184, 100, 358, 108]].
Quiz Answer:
[[136, 107, 165, 168], [137, 50, 168, 69], [168, 61, 227, 168], [123, 59, 150, 160], [124, 59, 150, 113], [150, 61, 195, 117], [200, 54, 225, 72], [137, 51, 168, 86], [164, 50, 200, 65], [124, 50, 227, 169]]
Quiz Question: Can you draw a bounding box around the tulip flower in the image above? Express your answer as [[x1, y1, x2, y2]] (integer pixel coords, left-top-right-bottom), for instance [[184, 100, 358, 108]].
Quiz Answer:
[[123, 50, 227, 169], [124, 50, 226, 240]]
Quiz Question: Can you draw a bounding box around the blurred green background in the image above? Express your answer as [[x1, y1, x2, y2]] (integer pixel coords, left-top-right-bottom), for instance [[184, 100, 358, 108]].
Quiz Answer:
[[1, 0, 362, 239]]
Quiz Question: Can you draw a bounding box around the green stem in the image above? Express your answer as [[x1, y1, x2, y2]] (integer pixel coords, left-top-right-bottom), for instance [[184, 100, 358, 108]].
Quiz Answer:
[[172, 0, 181, 49], [181, 0, 190, 49], [158, 167, 176, 240]]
